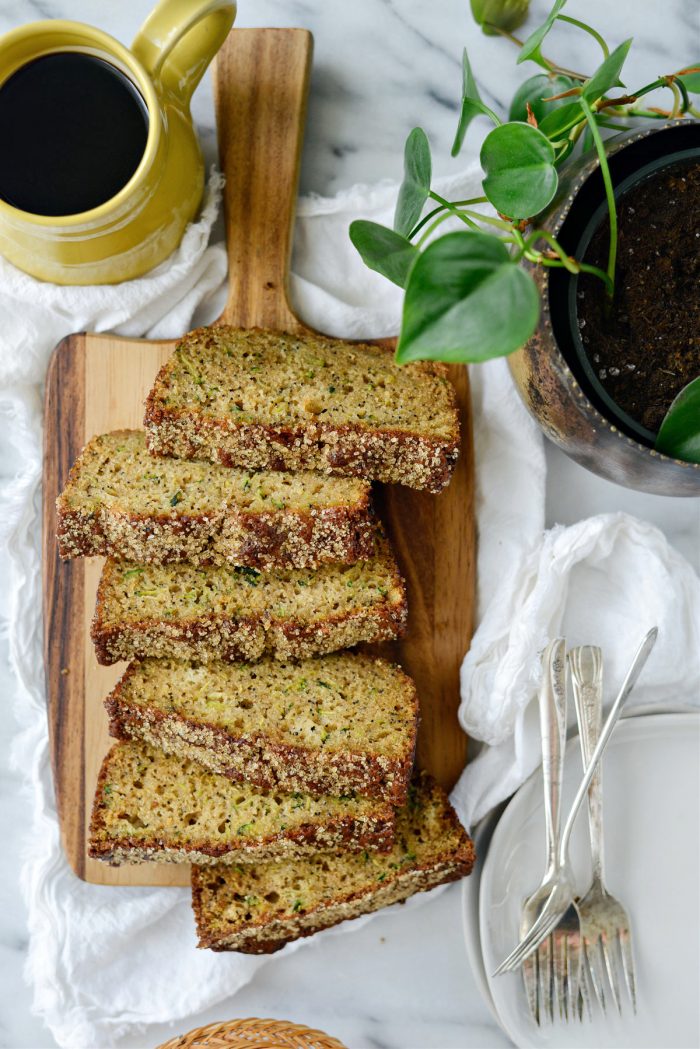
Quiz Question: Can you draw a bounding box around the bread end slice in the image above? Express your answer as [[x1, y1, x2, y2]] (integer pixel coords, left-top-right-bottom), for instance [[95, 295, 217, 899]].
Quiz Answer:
[[191, 771, 474, 951]]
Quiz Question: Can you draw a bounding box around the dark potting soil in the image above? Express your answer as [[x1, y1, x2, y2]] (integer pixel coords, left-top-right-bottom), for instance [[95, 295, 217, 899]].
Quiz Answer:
[[577, 158, 700, 434]]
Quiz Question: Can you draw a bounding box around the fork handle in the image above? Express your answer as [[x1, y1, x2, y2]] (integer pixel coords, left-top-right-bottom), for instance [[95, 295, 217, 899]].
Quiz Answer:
[[539, 638, 568, 871], [570, 646, 605, 882]]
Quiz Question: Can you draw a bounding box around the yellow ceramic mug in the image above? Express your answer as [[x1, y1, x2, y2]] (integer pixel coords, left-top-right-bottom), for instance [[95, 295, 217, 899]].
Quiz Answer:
[[0, 0, 236, 284]]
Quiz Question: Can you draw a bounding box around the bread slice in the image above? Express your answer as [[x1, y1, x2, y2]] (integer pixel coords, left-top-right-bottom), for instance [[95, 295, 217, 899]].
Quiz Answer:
[[105, 653, 419, 803], [191, 771, 474, 952], [57, 430, 375, 570], [91, 531, 407, 666], [88, 741, 396, 866], [144, 327, 460, 493]]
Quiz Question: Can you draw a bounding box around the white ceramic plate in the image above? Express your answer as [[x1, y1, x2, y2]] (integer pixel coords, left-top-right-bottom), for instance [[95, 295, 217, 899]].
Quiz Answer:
[[479, 712, 700, 1049]]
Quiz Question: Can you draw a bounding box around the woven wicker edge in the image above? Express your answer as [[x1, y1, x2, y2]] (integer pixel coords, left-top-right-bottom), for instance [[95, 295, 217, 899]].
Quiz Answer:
[[154, 1017, 348, 1049]]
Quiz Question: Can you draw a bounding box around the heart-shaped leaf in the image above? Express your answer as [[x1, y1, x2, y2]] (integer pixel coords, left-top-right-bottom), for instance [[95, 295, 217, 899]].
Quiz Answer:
[[677, 65, 700, 94], [538, 99, 583, 139], [396, 231, 540, 364], [581, 38, 632, 102], [655, 376, 700, 464], [470, 0, 531, 36], [517, 0, 567, 69], [452, 48, 500, 157], [481, 122, 558, 218], [349, 220, 419, 289], [508, 73, 575, 123], [394, 128, 432, 237]]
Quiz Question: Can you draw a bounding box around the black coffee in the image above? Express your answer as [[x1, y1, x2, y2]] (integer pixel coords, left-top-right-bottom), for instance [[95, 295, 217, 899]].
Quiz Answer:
[[0, 52, 149, 216]]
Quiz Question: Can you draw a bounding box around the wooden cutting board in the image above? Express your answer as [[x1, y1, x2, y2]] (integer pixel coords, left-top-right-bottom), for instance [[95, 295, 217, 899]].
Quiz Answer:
[[42, 28, 475, 886]]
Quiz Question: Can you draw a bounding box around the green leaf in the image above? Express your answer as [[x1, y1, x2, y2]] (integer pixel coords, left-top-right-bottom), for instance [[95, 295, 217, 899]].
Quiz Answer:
[[470, 0, 530, 36], [581, 38, 632, 101], [508, 73, 575, 123], [349, 220, 418, 288], [480, 122, 558, 218], [396, 231, 540, 364], [517, 0, 567, 68], [655, 376, 700, 464], [677, 66, 700, 94], [394, 128, 432, 236], [538, 99, 583, 138], [452, 49, 500, 157]]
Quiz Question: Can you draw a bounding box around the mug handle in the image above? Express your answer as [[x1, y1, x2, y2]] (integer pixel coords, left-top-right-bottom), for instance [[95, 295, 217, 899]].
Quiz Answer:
[[132, 0, 236, 105]]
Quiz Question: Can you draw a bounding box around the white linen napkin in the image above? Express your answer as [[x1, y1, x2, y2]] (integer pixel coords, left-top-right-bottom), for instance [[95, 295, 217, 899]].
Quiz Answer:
[[1, 163, 698, 1049]]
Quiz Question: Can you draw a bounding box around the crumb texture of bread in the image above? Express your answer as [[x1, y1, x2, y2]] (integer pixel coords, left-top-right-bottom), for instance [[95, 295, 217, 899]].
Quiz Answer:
[[144, 328, 460, 493], [91, 532, 407, 665], [106, 653, 418, 803], [191, 771, 475, 951], [88, 741, 396, 866], [56, 430, 374, 569]]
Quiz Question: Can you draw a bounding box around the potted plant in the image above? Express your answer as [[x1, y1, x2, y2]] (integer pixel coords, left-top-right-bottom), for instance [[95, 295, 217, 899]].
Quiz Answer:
[[349, 0, 700, 495]]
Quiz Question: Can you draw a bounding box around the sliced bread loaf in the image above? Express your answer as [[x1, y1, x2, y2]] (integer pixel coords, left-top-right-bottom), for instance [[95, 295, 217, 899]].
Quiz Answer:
[[144, 327, 460, 493], [191, 771, 474, 952], [91, 532, 407, 666], [89, 741, 396, 866], [105, 653, 419, 803], [57, 430, 375, 570]]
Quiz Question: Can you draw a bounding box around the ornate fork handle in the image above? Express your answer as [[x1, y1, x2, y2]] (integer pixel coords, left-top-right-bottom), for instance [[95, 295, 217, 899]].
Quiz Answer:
[[570, 646, 605, 883], [540, 638, 568, 872]]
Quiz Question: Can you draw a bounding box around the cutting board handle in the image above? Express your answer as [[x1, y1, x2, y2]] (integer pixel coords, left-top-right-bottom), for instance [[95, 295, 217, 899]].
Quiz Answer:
[[213, 28, 312, 331]]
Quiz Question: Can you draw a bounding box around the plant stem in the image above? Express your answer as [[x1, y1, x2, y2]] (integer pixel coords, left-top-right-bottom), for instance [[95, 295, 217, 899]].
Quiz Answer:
[[461, 208, 513, 230], [557, 15, 609, 59], [416, 209, 479, 246], [519, 228, 577, 270], [408, 197, 487, 240], [669, 81, 683, 117], [426, 191, 478, 231], [480, 25, 588, 80], [580, 97, 617, 299]]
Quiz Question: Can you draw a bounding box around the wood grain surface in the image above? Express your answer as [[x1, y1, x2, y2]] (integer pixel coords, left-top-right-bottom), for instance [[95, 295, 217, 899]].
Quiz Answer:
[[42, 28, 475, 886]]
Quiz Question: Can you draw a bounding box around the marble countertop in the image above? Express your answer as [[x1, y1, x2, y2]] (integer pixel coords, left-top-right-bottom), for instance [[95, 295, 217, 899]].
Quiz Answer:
[[0, 1, 699, 1047]]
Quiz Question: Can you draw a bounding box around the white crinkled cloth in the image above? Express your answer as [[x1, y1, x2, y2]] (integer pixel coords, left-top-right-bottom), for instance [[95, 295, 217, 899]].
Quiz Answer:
[[1, 164, 698, 1048]]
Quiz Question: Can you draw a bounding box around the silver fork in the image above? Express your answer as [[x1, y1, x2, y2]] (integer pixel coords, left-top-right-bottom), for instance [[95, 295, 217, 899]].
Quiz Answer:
[[494, 627, 658, 978], [520, 638, 581, 1024], [570, 645, 637, 1016]]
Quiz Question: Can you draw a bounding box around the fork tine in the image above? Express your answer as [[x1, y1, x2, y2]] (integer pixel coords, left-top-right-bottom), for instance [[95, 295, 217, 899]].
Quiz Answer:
[[538, 936, 553, 1024], [619, 927, 637, 1013], [522, 950, 539, 1024], [579, 957, 593, 1022], [567, 927, 582, 1021], [585, 935, 608, 1012], [601, 931, 623, 1014], [553, 931, 568, 1020]]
